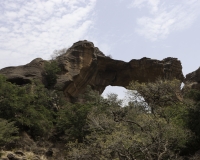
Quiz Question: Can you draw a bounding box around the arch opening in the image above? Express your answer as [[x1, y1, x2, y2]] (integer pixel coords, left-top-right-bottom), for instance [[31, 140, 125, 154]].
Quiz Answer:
[[102, 86, 128, 106]]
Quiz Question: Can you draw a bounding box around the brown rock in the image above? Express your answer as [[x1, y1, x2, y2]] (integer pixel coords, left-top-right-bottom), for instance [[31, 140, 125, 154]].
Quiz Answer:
[[0, 58, 46, 85], [184, 67, 200, 90], [14, 151, 24, 157], [7, 153, 21, 160], [0, 40, 184, 101]]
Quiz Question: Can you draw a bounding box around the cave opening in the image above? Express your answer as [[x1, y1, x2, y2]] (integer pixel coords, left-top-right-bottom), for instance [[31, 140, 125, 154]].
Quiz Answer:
[[7, 78, 31, 85]]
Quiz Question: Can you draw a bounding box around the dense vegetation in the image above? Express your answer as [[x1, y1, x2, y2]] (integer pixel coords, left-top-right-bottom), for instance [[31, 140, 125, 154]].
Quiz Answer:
[[1, 72, 200, 159]]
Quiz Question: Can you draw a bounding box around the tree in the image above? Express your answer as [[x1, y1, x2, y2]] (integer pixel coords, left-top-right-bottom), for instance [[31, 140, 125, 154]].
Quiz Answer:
[[56, 103, 93, 143], [127, 79, 183, 114], [51, 48, 69, 60], [124, 79, 190, 159], [181, 89, 200, 155], [65, 79, 191, 160]]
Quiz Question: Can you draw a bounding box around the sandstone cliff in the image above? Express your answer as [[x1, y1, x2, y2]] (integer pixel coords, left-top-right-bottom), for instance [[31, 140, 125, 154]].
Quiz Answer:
[[184, 67, 200, 90], [0, 40, 184, 100]]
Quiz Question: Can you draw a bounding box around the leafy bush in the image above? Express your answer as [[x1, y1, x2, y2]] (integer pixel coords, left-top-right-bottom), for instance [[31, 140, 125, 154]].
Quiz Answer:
[[0, 119, 18, 147], [56, 103, 92, 142], [44, 60, 61, 88], [0, 75, 54, 138]]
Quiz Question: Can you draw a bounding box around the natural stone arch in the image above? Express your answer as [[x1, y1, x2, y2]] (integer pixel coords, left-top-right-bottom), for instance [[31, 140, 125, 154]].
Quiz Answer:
[[0, 40, 184, 101]]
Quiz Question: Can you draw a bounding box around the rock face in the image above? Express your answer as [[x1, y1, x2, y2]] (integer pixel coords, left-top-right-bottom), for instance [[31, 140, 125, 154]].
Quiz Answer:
[[0, 40, 184, 100], [0, 58, 46, 85], [184, 67, 200, 90]]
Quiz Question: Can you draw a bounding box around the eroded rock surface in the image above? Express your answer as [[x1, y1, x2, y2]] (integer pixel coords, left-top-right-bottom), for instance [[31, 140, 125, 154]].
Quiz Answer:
[[184, 67, 200, 90], [0, 40, 184, 100], [0, 58, 46, 85]]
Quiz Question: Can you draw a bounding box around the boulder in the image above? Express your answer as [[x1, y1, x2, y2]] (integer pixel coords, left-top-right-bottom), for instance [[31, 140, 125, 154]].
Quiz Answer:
[[0, 58, 46, 85], [184, 67, 200, 90]]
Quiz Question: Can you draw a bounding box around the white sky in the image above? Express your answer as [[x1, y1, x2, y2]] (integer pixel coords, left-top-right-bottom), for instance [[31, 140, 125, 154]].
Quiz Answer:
[[0, 0, 200, 99]]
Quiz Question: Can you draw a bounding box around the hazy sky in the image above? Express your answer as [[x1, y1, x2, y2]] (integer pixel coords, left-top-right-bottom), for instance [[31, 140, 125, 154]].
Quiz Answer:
[[0, 0, 200, 99]]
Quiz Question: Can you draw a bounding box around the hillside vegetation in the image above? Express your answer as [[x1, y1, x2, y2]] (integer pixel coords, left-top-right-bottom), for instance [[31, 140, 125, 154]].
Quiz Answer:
[[1, 72, 200, 159]]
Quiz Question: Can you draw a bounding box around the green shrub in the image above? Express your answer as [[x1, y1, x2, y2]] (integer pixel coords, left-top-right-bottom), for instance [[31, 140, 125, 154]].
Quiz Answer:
[[56, 103, 92, 142], [0, 75, 54, 138], [0, 119, 18, 147], [183, 89, 200, 155], [44, 61, 61, 88]]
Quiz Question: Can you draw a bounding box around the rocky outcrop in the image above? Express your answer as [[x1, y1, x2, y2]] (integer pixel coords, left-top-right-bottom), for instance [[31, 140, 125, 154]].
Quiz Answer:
[[184, 67, 200, 90], [0, 58, 46, 85], [0, 40, 184, 100]]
